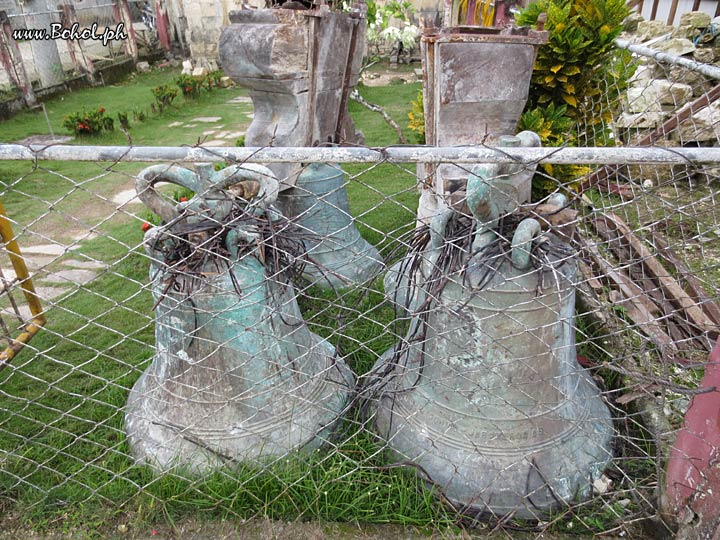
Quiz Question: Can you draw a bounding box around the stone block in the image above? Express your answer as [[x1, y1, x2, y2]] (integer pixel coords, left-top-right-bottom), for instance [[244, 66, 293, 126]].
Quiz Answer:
[[668, 65, 711, 97], [623, 12, 644, 33], [679, 11, 711, 28], [181, 59, 193, 75], [625, 86, 663, 113], [183, 3, 202, 22], [693, 47, 715, 64], [623, 79, 692, 114], [629, 64, 654, 84], [671, 25, 698, 40], [651, 37, 696, 56], [653, 79, 693, 105], [637, 20, 672, 41], [674, 101, 720, 142], [615, 111, 666, 129], [192, 66, 209, 77], [136, 61, 151, 72], [218, 76, 234, 87]]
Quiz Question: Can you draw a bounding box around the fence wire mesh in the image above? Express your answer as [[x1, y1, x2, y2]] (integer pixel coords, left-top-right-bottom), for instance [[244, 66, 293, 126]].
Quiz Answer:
[[0, 44, 719, 538]]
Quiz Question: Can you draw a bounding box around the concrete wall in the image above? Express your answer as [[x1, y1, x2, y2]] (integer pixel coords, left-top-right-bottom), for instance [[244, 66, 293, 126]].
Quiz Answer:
[[178, 0, 263, 61], [0, 0, 134, 90]]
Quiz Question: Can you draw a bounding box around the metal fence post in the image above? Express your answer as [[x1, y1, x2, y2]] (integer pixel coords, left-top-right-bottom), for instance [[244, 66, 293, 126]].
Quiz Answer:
[[0, 11, 36, 107], [113, 0, 138, 62], [155, 0, 172, 52], [59, 4, 96, 83]]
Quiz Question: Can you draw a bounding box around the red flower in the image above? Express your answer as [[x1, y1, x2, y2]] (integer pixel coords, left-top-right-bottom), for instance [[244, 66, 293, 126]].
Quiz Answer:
[[179, 196, 187, 202], [141, 222, 151, 232], [98, 107, 105, 113]]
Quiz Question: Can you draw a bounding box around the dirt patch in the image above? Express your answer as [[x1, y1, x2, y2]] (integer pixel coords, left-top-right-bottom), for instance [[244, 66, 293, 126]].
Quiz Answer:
[[14, 135, 73, 145], [361, 70, 420, 87], [0, 517, 633, 540]]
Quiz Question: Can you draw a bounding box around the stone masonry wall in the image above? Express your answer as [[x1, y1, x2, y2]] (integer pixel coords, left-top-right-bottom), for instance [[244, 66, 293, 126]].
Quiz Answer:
[[617, 11, 720, 146]]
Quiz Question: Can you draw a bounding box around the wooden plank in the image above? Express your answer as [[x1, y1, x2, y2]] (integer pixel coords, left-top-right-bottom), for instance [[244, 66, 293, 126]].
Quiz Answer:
[[666, 0, 679, 25], [600, 214, 718, 337], [578, 260, 603, 291], [651, 231, 720, 326], [579, 238, 677, 354], [583, 238, 660, 316], [650, 0, 659, 20]]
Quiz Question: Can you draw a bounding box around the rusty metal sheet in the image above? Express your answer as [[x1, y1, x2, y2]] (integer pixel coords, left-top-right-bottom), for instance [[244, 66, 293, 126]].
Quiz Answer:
[[666, 338, 720, 536]]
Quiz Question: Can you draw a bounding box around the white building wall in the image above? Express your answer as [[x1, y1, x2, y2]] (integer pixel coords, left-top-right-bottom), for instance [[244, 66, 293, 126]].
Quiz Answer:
[[636, 0, 717, 24]]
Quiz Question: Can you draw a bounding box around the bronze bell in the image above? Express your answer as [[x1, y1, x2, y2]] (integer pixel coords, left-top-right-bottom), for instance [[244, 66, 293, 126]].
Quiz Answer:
[[375, 168, 614, 518], [125, 163, 354, 472]]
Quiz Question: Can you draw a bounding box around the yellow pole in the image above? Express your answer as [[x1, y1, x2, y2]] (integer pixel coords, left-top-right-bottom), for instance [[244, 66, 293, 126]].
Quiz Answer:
[[0, 198, 46, 367]]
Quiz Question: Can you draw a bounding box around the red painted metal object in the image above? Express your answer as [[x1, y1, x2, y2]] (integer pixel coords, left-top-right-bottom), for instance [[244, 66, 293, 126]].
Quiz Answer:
[[155, 0, 171, 52], [666, 338, 720, 537], [113, 0, 138, 61]]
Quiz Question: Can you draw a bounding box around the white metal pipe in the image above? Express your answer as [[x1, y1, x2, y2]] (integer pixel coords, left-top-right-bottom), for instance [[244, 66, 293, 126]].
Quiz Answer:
[[2, 144, 720, 165], [615, 38, 720, 81]]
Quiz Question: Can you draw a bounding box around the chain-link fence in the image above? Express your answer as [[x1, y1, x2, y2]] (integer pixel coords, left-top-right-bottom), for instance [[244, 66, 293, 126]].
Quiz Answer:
[[0, 41, 719, 538]]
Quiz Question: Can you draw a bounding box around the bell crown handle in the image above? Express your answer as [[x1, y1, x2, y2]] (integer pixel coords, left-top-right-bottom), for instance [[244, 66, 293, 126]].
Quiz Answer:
[[467, 164, 500, 254], [511, 218, 542, 270], [212, 163, 279, 213], [136, 165, 204, 223]]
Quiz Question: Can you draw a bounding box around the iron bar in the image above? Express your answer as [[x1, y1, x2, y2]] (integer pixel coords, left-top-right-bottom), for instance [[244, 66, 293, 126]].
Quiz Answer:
[[2, 144, 720, 165]]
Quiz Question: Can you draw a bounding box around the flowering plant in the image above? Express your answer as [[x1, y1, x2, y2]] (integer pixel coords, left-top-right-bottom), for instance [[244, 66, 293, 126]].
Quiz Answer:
[[63, 107, 115, 136], [176, 74, 203, 98]]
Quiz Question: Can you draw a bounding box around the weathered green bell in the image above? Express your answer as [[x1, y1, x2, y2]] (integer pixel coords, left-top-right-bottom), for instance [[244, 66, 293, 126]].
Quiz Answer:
[[278, 163, 383, 288], [375, 169, 614, 518], [125, 163, 354, 472]]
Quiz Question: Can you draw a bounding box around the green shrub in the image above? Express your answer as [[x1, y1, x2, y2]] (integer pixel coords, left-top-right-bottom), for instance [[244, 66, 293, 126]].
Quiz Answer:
[[516, 0, 631, 122], [204, 70, 223, 91], [62, 107, 114, 136], [132, 108, 147, 122], [117, 111, 130, 130], [516, 0, 635, 195], [151, 84, 178, 112], [407, 90, 425, 144]]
